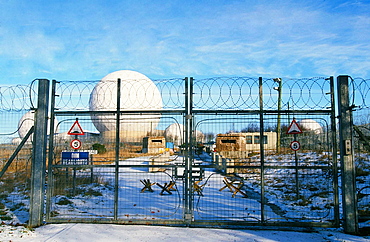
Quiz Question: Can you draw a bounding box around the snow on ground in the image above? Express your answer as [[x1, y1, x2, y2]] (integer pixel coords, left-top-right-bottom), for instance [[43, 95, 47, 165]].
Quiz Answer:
[[2, 153, 370, 241], [1, 223, 370, 242], [46, 153, 326, 223]]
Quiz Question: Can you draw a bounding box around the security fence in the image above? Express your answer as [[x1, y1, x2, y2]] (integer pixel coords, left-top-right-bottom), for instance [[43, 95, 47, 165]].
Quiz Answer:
[[0, 82, 37, 225], [350, 77, 370, 230], [0, 75, 368, 233]]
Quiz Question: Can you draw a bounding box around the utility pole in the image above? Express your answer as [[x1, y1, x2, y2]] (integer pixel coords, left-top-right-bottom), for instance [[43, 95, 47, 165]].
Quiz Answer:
[[273, 78, 282, 153]]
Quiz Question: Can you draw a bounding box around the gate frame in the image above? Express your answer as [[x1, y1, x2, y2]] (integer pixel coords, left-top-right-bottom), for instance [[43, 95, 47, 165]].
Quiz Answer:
[[189, 76, 340, 227], [40, 76, 344, 229]]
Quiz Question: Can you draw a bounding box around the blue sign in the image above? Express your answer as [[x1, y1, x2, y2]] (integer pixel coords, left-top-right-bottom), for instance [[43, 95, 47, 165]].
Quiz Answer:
[[166, 142, 174, 149], [61, 152, 89, 165]]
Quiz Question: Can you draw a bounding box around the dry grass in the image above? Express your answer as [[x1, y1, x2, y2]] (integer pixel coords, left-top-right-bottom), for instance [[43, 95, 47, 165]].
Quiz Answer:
[[0, 145, 32, 199], [0, 144, 32, 173], [0, 171, 31, 198]]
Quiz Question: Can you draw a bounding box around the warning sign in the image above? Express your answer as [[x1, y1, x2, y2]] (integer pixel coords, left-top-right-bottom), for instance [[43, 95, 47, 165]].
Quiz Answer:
[[286, 119, 302, 134], [68, 119, 85, 135]]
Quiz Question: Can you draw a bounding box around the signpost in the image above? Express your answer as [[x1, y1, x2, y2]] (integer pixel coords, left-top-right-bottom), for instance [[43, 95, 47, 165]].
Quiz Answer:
[[63, 119, 91, 195], [68, 118, 85, 150], [287, 118, 302, 199]]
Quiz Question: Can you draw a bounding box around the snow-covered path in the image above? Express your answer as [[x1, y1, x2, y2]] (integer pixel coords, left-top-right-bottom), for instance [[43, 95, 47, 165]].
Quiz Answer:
[[1, 223, 370, 242]]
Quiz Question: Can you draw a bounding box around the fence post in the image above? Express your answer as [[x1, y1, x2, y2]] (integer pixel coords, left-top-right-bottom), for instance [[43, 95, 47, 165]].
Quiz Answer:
[[184, 77, 193, 222], [114, 78, 121, 220], [29, 79, 50, 227], [329, 76, 340, 227], [337, 75, 358, 234], [45, 80, 57, 222], [259, 77, 265, 223]]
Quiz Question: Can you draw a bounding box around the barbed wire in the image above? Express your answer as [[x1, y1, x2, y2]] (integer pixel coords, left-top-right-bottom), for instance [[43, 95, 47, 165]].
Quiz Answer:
[[53, 78, 185, 111], [281, 77, 331, 110], [193, 77, 259, 110], [350, 77, 370, 109], [0, 76, 368, 111], [55, 80, 97, 110], [193, 77, 331, 110], [0, 84, 35, 111]]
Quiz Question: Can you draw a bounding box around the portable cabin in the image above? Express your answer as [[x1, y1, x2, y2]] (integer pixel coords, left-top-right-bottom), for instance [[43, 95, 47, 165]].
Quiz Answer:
[[215, 132, 277, 153]]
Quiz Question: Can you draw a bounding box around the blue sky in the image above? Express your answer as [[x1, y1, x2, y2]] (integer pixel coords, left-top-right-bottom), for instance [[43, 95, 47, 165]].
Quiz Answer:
[[1, 0, 370, 84]]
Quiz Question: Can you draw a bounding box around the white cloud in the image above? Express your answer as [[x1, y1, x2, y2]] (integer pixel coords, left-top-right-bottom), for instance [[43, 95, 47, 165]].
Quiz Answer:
[[0, 0, 370, 83]]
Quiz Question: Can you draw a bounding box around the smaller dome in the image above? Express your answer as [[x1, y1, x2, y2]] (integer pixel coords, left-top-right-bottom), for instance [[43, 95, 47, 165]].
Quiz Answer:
[[298, 119, 323, 134], [164, 123, 205, 144], [18, 110, 59, 141], [164, 123, 184, 145], [18, 111, 35, 139], [11, 137, 22, 145]]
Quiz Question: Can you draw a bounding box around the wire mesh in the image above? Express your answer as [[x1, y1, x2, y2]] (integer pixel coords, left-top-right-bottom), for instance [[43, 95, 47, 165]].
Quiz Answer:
[[0, 82, 36, 224], [193, 112, 336, 225], [351, 78, 370, 227], [3, 75, 369, 227]]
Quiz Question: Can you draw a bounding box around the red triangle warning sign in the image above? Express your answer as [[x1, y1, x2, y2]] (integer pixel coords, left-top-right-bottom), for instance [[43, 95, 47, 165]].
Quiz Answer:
[[68, 120, 85, 135], [286, 119, 303, 134]]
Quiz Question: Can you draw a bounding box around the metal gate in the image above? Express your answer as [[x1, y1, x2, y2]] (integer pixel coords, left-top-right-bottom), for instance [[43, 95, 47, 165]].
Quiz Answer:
[[45, 76, 339, 227], [190, 77, 339, 226]]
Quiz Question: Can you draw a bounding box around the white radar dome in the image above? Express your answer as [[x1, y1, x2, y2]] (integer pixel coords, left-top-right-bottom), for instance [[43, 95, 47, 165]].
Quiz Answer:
[[89, 70, 163, 133], [298, 119, 323, 134]]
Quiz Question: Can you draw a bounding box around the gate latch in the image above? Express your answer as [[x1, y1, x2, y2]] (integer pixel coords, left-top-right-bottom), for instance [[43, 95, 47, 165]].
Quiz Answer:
[[345, 140, 352, 155]]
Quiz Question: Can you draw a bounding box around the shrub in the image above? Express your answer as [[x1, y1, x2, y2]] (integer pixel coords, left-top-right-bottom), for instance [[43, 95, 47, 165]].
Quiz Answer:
[[0, 215, 12, 220], [84, 188, 102, 197], [92, 143, 107, 154], [56, 197, 73, 205]]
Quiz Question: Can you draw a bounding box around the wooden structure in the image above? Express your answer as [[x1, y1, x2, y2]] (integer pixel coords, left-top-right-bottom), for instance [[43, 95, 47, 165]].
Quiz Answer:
[[142, 136, 166, 154], [219, 177, 248, 198], [156, 181, 176, 195]]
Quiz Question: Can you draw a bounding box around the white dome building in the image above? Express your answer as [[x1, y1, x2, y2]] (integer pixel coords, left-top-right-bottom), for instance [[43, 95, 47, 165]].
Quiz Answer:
[[298, 119, 323, 134], [89, 70, 163, 142]]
